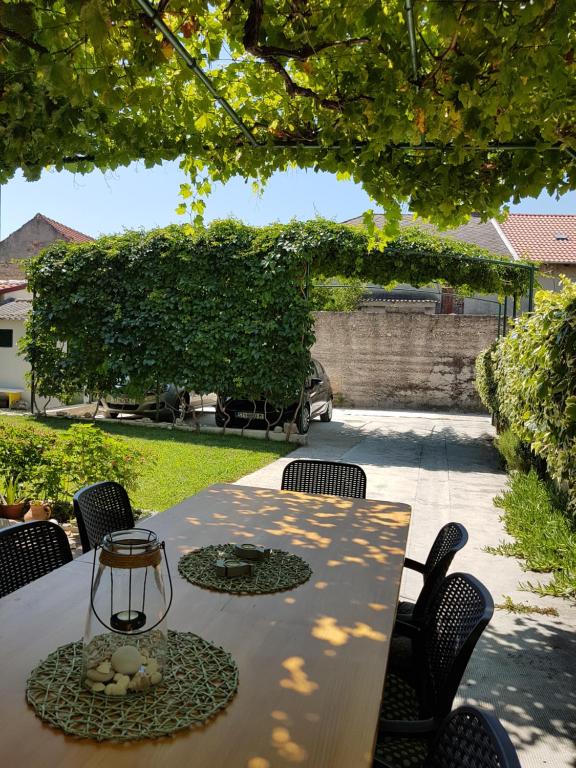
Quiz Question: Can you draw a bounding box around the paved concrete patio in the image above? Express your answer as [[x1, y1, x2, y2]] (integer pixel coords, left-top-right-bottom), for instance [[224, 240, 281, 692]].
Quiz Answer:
[[238, 408, 576, 768]]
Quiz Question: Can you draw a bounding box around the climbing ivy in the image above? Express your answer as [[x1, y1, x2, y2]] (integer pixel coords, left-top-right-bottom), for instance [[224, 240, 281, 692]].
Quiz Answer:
[[486, 280, 576, 510], [24, 219, 530, 406]]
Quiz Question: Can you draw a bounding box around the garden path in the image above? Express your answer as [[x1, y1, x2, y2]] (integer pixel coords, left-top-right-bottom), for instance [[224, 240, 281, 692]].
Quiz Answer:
[[239, 408, 576, 768]]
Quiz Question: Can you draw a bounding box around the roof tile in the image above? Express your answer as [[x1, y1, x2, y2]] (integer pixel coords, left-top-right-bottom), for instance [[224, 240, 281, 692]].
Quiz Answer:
[[500, 214, 576, 264], [0, 299, 31, 321]]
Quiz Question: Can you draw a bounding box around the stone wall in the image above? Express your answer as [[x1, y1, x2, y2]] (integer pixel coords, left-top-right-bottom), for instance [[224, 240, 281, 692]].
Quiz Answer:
[[312, 311, 498, 412]]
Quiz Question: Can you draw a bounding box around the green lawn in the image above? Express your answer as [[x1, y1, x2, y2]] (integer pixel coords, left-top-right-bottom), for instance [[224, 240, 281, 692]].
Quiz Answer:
[[0, 416, 295, 512]]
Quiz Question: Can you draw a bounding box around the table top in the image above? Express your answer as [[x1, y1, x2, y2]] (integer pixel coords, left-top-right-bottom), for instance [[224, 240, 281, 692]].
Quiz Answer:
[[0, 483, 411, 768]]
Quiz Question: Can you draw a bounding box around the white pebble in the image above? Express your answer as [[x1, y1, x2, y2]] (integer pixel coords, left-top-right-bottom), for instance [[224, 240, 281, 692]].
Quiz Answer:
[[105, 682, 128, 697], [96, 661, 112, 674], [87, 667, 114, 683], [150, 672, 162, 685], [91, 682, 106, 693], [144, 658, 158, 675], [111, 646, 143, 675]]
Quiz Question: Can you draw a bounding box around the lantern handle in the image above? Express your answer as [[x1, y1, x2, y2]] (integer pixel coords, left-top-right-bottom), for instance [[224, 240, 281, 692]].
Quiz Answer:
[[90, 541, 173, 636]]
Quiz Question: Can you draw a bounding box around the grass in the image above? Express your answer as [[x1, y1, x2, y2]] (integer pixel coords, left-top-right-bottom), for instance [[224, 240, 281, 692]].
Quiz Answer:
[[495, 595, 559, 617], [492, 470, 576, 600], [0, 415, 296, 511]]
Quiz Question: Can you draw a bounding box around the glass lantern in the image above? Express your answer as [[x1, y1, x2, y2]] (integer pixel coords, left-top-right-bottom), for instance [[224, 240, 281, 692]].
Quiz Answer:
[[82, 529, 172, 697]]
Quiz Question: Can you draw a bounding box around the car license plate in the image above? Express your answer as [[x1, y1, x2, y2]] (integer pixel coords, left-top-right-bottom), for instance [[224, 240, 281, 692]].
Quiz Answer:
[[112, 397, 134, 405], [236, 411, 266, 420]]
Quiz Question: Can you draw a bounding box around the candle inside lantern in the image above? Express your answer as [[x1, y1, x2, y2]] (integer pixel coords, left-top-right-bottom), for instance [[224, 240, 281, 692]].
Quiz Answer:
[[110, 609, 147, 631]]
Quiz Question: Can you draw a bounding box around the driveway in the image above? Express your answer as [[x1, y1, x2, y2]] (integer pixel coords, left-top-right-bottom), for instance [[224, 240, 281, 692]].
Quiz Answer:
[[238, 408, 576, 768]]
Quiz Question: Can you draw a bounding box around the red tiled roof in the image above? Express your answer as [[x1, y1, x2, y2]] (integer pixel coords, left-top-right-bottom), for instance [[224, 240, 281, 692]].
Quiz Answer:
[[500, 214, 576, 265], [35, 213, 94, 243], [0, 279, 27, 294]]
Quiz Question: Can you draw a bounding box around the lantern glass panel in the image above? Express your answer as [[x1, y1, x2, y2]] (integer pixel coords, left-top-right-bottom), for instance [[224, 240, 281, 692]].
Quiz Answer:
[[82, 529, 170, 696]]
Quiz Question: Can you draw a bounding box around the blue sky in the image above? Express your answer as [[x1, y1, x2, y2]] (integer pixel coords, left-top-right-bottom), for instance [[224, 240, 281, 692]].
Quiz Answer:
[[1, 161, 574, 240]]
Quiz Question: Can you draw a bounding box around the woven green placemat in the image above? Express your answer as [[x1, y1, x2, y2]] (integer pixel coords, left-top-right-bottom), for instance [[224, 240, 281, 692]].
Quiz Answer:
[[178, 543, 312, 594], [26, 630, 238, 742]]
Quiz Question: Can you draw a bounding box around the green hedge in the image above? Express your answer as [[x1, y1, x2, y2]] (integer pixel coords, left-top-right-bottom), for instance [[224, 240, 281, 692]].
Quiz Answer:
[[479, 280, 576, 509]]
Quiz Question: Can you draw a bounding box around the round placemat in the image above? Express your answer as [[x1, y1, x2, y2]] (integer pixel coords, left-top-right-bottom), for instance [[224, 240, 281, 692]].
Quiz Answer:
[[26, 630, 238, 742], [178, 543, 312, 594]]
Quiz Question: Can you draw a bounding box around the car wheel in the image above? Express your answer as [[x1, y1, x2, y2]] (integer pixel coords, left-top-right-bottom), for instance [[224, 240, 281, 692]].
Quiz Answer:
[[320, 399, 333, 422], [297, 403, 311, 434], [107, 411, 119, 419]]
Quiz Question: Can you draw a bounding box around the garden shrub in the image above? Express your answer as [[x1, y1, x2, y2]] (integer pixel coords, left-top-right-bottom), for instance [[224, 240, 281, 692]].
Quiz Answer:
[[0, 421, 54, 480], [0, 421, 142, 506], [26, 424, 142, 502], [493, 280, 576, 510]]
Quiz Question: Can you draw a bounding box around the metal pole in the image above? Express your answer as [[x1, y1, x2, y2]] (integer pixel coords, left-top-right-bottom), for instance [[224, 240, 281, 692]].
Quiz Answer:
[[404, 0, 419, 82], [528, 267, 535, 312], [134, 0, 258, 147], [503, 296, 508, 336], [512, 294, 518, 319], [30, 289, 36, 415], [497, 302, 502, 339]]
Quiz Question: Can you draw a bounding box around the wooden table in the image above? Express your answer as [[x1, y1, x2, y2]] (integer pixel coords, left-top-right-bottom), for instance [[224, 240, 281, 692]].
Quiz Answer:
[[0, 483, 411, 768]]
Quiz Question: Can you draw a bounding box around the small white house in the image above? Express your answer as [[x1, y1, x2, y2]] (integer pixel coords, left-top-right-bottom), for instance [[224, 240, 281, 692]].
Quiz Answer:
[[0, 214, 94, 411], [0, 280, 33, 408]]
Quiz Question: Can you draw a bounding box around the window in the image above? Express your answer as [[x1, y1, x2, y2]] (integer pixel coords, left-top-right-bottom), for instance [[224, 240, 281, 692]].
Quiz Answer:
[[0, 329, 13, 347]]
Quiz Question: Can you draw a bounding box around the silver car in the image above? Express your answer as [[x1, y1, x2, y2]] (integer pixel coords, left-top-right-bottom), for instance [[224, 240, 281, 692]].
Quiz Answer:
[[101, 384, 216, 421]]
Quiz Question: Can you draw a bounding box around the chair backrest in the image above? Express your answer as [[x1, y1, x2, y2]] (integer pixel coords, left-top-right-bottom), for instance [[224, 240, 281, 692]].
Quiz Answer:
[[425, 706, 521, 768], [73, 481, 134, 553], [281, 459, 367, 499], [415, 573, 494, 720], [412, 522, 469, 621], [0, 521, 73, 598]]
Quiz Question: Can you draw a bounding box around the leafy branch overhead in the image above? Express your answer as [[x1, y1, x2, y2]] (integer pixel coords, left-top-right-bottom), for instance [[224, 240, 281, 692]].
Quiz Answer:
[[23, 218, 530, 405], [1, 0, 575, 225]]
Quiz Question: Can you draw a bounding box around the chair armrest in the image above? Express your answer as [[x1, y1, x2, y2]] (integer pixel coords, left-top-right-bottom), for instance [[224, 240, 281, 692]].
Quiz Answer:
[[393, 617, 422, 639], [403, 557, 426, 574], [378, 717, 437, 737]]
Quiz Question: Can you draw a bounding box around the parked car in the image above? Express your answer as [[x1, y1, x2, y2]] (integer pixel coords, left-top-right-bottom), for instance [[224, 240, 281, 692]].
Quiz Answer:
[[101, 384, 216, 421], [215, 359, 333, 434]]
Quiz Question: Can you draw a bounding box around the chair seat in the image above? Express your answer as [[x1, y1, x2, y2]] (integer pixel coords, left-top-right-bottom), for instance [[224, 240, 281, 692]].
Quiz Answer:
[[396, 599, 415, 618], [374, 673, 429, 768]]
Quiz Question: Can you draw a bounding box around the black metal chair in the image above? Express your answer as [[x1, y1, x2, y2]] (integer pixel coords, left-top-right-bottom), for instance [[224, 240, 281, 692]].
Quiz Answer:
[[374, 573, 494, 768], [281, 459, 367, 498], [397, 522, 469, 625], [374, 705, 521, 768], [73, 481, 135, 553], [0, 520, 73, 599]]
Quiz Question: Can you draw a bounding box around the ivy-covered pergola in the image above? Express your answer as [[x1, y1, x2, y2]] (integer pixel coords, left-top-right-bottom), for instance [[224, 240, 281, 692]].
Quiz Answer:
[[24, 219, 535, 410]]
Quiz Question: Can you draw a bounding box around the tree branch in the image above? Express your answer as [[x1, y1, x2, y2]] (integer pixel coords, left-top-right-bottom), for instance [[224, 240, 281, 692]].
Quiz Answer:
[[243, 0, 370, 60], [0, 23, 49, 54]]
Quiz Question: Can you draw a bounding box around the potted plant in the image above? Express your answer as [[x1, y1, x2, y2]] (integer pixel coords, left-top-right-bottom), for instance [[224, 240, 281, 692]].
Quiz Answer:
[[24, 498, 52, 522], [0, 475, 26, 520]]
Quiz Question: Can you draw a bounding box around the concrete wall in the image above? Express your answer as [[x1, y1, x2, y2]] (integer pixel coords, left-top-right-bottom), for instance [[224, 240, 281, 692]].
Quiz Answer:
[[312, 311, 498, 412]]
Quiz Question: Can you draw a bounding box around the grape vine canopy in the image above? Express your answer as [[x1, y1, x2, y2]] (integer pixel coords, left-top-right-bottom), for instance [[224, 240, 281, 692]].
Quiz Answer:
[[0, 0, 574, 227]]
